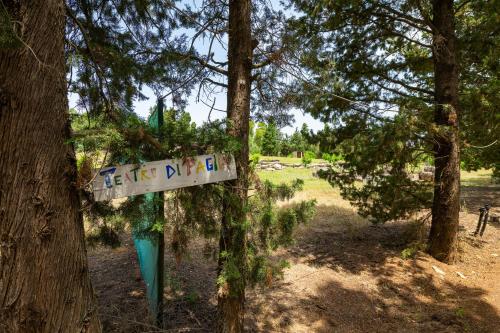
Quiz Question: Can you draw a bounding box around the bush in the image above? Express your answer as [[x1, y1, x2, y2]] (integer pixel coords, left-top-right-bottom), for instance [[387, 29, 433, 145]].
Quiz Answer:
[[250, 153, 261, 169], [302, 151, 315, 166], [322, 152, 343, 163]]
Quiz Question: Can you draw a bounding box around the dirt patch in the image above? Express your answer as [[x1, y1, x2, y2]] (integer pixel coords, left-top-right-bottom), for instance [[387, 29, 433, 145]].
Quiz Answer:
[[88, 187, 500, 332], [245, 209, 500, 333], [88, 238, 151, 332]]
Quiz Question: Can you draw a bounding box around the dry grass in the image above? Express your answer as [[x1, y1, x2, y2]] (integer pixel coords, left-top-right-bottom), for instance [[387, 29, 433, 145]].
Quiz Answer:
[[87, 167, 499, 332]]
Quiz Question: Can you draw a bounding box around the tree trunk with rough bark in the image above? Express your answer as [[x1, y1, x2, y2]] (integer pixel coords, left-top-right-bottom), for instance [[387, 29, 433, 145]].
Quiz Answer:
[[0, 1, 101, 332], [217, 0, 252, 332], [428, 0, 461, 263]]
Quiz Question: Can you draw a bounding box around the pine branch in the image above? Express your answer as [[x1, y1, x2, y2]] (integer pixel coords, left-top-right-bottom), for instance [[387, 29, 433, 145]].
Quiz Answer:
[[376, 73, 434, 96], [66, 5, 165, 154], [372, 11, 432, 33], [201, 77, 228, 88]]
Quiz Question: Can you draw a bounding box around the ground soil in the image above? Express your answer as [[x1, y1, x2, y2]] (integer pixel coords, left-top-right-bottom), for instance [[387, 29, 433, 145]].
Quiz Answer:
[[88, 186, 500, 332]]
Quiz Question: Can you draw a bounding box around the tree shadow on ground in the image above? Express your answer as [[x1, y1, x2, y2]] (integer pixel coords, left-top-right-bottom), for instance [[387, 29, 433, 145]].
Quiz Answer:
[[89, 235, 219, 333], [245, 203, 500, 333], [247, 270, 499, 333], [160, 238, 218, 332], [287, 204, 418, 275], [88, 238, 153, 333], [88, 191, 499, 332], [460, 185, 500, 235], [461, 186, 500, 215]]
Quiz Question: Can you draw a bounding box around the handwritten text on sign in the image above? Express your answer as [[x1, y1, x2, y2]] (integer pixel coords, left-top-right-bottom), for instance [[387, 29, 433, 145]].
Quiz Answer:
[[93, 154, 237, 201]]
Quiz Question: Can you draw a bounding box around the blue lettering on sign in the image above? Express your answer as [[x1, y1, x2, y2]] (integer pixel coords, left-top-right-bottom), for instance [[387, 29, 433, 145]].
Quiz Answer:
[[99, 167, 116, 176], [166, 165, 176, 179], [100, 168, 116, 188], [206, 157, 214, 171]]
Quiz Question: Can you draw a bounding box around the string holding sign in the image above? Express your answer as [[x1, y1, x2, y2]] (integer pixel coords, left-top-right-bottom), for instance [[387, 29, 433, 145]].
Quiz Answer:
[[93, 153, 237, 201]]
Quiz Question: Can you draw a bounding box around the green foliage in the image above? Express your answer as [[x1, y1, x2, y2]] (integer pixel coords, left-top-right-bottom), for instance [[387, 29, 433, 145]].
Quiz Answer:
[[457, 1, 500, 181], [245, 178, 316, 287], [253, 122, 267, 152], [455, 307, 465, 318], [317, 112, 433, 223], [261, 120, 281, 156], [185, 291, 200, 304], [86, 224, 122, 248], [72, 102, 238, 249], [322, 152, 343, 163], [250, 153, 261, 169], [85, 202, 126, 248], [289, 128, 308, 152], [401, 243, 426, 260], [288, 0, 498, 221], [0, 5, 21, 48], [302, 151, 315, 166]]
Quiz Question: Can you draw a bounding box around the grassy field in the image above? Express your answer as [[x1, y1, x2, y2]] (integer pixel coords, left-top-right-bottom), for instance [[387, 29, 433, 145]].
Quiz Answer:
[[460, 168, 496, 186], [257, 168, 495, 197], [259, 155, 326, 164]]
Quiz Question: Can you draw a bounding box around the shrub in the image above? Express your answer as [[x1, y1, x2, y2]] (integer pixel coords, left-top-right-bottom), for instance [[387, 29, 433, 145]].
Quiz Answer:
[[302, 151, 315, 166]]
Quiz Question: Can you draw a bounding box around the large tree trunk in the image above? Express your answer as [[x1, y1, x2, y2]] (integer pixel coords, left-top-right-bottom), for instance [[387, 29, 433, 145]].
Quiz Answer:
[[217, 0, 252, 332], [428, 0, 461, 263], [0, 1, 101, 332]]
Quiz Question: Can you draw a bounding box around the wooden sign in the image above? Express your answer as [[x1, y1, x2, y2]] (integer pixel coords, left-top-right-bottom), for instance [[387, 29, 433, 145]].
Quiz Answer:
[[93, 154, 237, 201]]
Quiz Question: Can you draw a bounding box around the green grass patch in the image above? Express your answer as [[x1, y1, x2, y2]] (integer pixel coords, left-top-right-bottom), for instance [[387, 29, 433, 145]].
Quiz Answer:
[[257, 168, 333, 193], [260, 155, 326, 164], [461, 169, 494, 187], [257, 168, 495, 204]]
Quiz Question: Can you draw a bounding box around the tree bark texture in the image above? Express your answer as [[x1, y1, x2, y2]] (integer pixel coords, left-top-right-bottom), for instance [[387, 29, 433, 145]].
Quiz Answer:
[[217, 0, 252, 332], [0, 1, 101, 332], [428, 0, 461, 263]]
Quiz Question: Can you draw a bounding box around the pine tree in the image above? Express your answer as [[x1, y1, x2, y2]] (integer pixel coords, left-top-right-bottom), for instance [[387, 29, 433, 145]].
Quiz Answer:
[[427, 0, 461, 262], [0, 1, 101, 331], [457, 1, 499, 181], [215, 1, 253, 331], [67, 1, 316, 330], [288, 0, 497, 262], [253, 122, 267, 152], [261, 119, 280, 156]]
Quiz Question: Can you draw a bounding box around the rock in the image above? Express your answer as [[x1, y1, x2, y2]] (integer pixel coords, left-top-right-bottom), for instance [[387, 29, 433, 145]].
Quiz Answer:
[[432, 265, 446, 276], [419, 171, 434, 182], [260, 160, 279, 165], [408, 173, 420, 181], [455, 271, 466, 279], [273, 163, 283, 170], [423, 166, 435, 173]]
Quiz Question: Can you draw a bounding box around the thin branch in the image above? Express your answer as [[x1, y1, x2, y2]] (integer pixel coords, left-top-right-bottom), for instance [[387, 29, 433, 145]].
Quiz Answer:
[[190, 53, 228, 75], [385, 30, 432, 49], [201, 77, 228, 88], [464, 140, 498, 149], [200, 98, 226, 113], [376, 73, 433, 96], [207, 98, 216, 122]]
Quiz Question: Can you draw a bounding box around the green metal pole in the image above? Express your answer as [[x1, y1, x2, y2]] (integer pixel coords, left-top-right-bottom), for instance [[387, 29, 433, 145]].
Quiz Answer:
[[156, 97, 165, 327]]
